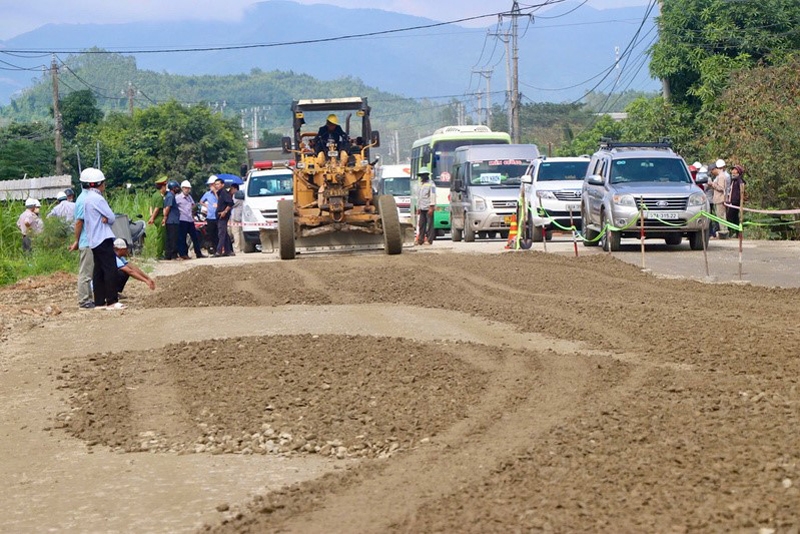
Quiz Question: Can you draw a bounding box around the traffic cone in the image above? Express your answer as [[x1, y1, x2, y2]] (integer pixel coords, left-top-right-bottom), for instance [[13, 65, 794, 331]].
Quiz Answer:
[[505, 214, 518, 249]]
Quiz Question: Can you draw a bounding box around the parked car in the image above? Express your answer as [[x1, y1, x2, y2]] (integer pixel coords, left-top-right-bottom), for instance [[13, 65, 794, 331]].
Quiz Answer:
[[449, 144, 540, 242], [523, 156, 590, 241], [581, 140, 709, 251]]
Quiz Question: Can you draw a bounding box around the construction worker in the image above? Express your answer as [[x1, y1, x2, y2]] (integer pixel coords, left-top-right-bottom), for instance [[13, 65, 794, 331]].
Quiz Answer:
[[48, 189, 76, 224], [113, 238, 156, 294], [314, 114, 349, 159], [17, 198, 43, 253], [416, 171, 436, 245]]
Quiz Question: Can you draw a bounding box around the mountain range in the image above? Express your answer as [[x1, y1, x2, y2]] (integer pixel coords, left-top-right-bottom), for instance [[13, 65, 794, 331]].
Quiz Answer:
[[0, 0, 658, 106]]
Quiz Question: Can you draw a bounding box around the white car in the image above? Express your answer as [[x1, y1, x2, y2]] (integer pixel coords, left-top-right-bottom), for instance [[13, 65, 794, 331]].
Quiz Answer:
[[241, 160, 294, 253], [524, 156, 590, 240]]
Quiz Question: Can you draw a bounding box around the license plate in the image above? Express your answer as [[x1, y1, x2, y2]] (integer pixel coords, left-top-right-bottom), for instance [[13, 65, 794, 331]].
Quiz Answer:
[[504, 216, 514, 225], [567, 203, 580, 212], [645, 212, 679, 220]]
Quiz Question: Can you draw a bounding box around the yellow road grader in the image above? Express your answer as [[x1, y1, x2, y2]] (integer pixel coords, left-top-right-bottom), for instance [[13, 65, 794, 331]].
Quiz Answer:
[[277, 97, 403, 260]]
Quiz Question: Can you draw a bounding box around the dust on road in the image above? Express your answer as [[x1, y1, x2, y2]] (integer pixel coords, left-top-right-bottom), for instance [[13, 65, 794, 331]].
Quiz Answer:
[[1, 249, 798, 533]]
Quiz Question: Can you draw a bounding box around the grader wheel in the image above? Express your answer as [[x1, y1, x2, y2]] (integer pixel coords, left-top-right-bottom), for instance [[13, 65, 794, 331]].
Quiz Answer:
[[277, 199, 296, 260], [378, 195, 403, 255]]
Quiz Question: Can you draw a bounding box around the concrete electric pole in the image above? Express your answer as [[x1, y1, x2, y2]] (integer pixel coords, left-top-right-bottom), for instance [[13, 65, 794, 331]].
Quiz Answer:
[[473, 69, 494, 129], [500, 2, 527, 143], [50, 55, 63, 175]]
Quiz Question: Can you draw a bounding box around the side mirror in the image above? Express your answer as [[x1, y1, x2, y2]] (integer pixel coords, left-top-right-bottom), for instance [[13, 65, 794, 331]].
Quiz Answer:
[[521, 174, 532, 184], [234, 190, 245, 200], [370, 131, 381, 148], [695, 175, 708, 185], [422, 145, 432, 165], [453, 179, 463, 191], [281, 136, 292, 153], [587, 174, 604, 186]]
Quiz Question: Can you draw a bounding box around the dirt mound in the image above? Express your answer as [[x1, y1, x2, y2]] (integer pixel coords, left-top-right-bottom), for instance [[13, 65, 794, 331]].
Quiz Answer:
[[0, 271, 75, 343], [57, 335, 490, 457], [142, 266, 259, 308]]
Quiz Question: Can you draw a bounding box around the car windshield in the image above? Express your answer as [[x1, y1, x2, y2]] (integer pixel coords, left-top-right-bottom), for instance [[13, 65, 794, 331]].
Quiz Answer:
[[247, 173, 293, 197], [610, 158, 692, 185], [537, 160, 589, 181], [469, 159, 532, 186], [380, 177, 411, 195], [432, 139, 508, 187]]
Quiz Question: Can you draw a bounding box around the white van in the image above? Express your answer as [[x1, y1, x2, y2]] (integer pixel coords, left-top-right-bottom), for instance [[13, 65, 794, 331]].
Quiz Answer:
[[241, 160, 294, 253], [375, 164, 412, 224]]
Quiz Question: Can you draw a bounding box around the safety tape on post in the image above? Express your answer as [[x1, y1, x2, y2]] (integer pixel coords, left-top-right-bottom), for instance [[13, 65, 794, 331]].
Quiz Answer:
[[192, 221, 277, 229]]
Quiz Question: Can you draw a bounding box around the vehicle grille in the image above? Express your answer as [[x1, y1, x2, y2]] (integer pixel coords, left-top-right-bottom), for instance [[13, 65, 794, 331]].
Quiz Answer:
[[261, 209, 277, 220], [643, 219, 687, 228], [553, 190, 581, 201], [640, 197, 688, 210], [492, 200, 517, 210]]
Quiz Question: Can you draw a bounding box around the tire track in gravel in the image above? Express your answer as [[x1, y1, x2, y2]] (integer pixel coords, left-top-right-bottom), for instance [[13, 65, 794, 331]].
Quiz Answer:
[[270, 348, 646, 534]]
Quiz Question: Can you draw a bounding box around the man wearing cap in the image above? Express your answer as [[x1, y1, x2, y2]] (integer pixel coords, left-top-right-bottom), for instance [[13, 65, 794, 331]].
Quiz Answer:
[[147, 176, 167, 259], [213, 176, 234, 256], [80, 167, 124, 310], [709, 161, 729, 239], [162, 180, 181, 260], [200, 176, 219, 254], [113, 238, 155, 294], [48, 189, 76, 224], [176, 180, 205, 259], [415, 171, 436, 245], [314, 114, 350, 159], [17, 198, 43, 253], [70, 184, 95, 308]]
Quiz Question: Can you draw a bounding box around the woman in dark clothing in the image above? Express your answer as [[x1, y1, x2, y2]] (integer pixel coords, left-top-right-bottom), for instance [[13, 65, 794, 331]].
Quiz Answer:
[[726, 165, 747, 237]]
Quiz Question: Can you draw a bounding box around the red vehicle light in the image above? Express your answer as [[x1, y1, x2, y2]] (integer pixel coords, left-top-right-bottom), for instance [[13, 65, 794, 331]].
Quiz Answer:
[[254, 160, 273, 169]]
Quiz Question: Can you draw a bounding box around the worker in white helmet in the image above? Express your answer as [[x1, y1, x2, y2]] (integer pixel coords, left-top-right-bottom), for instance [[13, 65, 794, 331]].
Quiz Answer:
[[17, 198, 43, 253]]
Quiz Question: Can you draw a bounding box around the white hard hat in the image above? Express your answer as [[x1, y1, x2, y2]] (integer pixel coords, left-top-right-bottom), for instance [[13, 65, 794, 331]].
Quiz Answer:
[[699, 165, 708, 173], [56, 191, 68, 201], [113, 238, 128, 249], [25, 198, 41, 208], [207, 175, 217, 185], [79, 167, 106, 184], [180, 180, 192, 189], [715, 159, 726, 168], [692, 161, 702, 169]]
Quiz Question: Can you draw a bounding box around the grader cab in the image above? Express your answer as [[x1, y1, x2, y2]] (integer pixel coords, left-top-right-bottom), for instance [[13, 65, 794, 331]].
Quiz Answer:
[[277, 97, 403, 260]]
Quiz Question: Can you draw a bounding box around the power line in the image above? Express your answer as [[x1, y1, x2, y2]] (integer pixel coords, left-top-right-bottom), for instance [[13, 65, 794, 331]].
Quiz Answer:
[[2, 3, 565, 55]]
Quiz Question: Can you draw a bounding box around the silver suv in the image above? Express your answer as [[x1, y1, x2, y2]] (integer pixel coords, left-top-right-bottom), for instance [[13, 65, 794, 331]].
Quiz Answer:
[[581, 140, 709, 251]]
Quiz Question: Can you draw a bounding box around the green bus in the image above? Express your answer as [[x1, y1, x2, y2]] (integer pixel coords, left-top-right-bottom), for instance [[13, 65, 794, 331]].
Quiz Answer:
[[410, 125, 511, 233]]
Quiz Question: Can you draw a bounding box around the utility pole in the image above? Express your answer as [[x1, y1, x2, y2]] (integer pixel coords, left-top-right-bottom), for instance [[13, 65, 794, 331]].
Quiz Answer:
[[657, 0, 671, 101], [126, 82, 137, 116], [473, 69, 493, 129], [476, 91, 483, 125], [500, 2, 527, 143], [490, 30, 513, 135], [50, 55, 63, 175], [394, 130, 400, 164]]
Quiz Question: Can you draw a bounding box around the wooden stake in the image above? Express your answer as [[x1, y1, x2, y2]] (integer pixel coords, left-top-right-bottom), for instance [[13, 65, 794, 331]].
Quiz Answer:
[[569, 207, 578, 257], [639, 197, 645, 269]]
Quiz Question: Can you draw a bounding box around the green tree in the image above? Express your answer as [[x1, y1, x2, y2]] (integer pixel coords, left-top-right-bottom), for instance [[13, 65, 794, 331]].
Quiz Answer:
[[0, 123, 55, 180], [650, 0, 800, 111], [556, 115, 624, 156], [620, 97, 696, 154], [709, 58, 800, 216], [60, 90, 103, 139]]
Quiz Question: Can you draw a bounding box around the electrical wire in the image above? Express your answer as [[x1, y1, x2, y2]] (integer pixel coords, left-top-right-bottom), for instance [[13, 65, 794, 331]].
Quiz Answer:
[[1, 2, 565, 55]]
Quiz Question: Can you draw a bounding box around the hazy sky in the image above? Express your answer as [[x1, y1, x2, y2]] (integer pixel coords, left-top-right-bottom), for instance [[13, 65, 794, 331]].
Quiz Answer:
[[0, 0, 649, 41]]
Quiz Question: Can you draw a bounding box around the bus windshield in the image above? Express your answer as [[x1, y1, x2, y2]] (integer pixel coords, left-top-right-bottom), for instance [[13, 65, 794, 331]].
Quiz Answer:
[[380, 177, 411, 196], [247, 173, 293, 197], [469, 160, 532, 186], [432, 139, 508, 187], [537, 161, 590, 181]]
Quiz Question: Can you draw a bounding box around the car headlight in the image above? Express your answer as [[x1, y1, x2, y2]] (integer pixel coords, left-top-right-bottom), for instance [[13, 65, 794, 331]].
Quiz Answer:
[[688, 192, 706, 207], [473, 196, 487, 211], [612, 194, 636, 207], [536, 190, 557, 200], [243, 205, 256, 222]]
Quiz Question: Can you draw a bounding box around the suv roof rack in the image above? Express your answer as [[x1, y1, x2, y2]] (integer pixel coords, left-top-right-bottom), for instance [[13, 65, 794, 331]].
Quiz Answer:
[[599, 137, 673, 151]]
